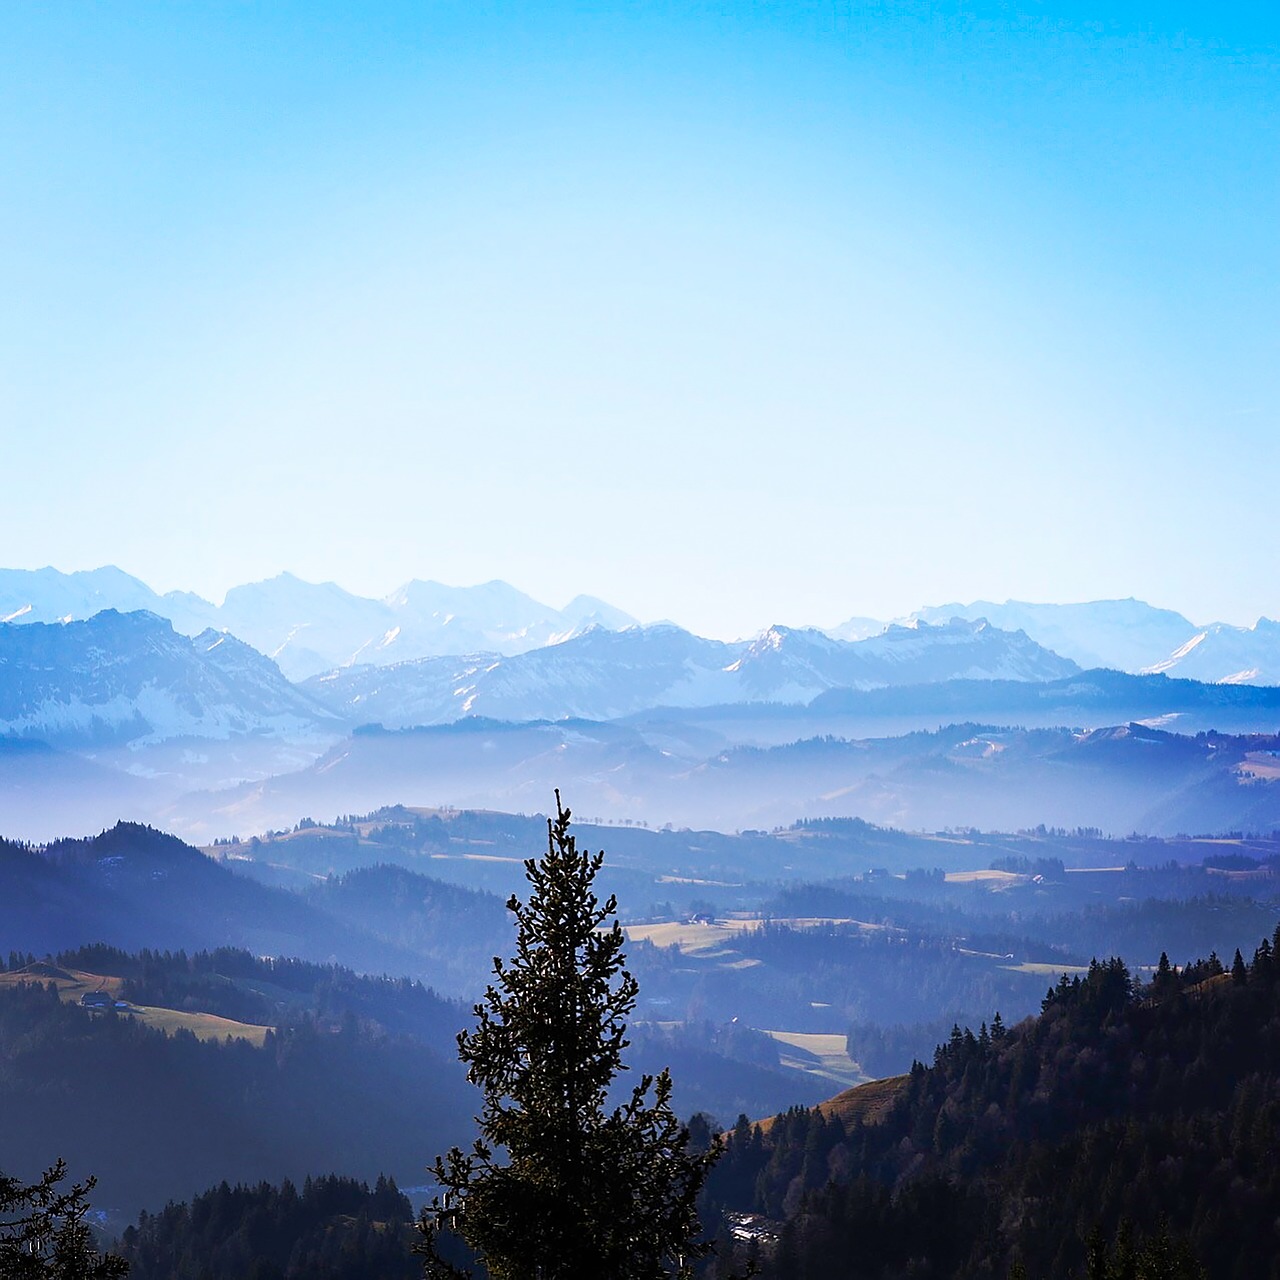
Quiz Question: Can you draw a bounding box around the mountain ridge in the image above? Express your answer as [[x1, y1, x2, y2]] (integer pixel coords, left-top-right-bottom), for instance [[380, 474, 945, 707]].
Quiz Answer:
[[303, 617, 1079, 727], [0, 566, 640, 680], [0, 610, 339, 746]]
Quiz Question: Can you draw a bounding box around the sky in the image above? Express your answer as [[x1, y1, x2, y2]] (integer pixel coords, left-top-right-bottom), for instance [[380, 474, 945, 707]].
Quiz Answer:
[[1, 2, 1276, 638]]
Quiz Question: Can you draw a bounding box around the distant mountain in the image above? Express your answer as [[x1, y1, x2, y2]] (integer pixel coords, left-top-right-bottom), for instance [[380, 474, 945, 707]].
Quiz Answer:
[[732, 619, 1077, 696], [897, 598, 1201, 672], [801, 667, 1280, 734], [376, 579, 639, 668], [165, 711, 1280, 841], [0, 610, 339, 746], [0, 567, 639, 680], [215, 573, 398, 679], [304, 619, 1077, 728], [308, 625, 739, 725], [1143, 617, 1280, 686], [0, 564, 216, 633], [823, 615, 886, 643]]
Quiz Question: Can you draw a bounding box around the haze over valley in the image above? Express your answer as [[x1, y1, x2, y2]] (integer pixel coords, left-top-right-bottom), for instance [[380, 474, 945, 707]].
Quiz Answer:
[[2, 565, 1279, 844]]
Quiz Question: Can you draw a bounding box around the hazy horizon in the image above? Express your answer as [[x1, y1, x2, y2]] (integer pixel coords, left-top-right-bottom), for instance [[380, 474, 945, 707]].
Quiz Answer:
[[2, 558, 1271, 642]]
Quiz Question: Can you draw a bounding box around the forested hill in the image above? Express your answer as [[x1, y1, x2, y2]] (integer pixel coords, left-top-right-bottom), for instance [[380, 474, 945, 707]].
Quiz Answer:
[[119, 1175, 423, 1280], [0, 947, 475, 1215], [707, 932, 1280, 1279]]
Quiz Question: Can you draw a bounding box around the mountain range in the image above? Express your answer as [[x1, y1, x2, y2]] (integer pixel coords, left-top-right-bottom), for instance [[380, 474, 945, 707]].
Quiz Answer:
[[5, 566, 1280, 686], [303, 618, 1079, 727], [0, 610, 1078, 751], [853, 598, 1280, 685], [154, 717, 1280, 842], [900, 598, 1200, 671], [2, 567, 1279, 846], [0, 566, 637, 680]]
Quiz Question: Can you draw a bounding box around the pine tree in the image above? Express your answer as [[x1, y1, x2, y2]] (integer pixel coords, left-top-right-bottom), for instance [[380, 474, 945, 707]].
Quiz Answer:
[[0, 1160, 127, 1279], [418, 792, 719, 1280]]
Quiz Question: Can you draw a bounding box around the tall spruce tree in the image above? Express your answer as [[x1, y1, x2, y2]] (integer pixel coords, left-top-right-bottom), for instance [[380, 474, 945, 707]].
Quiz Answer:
[[418, 793, 719, 1280]]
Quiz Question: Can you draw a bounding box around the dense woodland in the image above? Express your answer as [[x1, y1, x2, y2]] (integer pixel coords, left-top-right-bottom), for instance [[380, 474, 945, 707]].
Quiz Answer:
[[0, 961, 474, 1214], [118, 1176, 421, 1280], [705, 934, 1280, 1279], [57, 930, 1280, 1279]]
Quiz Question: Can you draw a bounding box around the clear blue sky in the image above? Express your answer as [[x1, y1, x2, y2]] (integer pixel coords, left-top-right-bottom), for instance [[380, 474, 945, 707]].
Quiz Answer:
[[1, 2, 1276, 636]]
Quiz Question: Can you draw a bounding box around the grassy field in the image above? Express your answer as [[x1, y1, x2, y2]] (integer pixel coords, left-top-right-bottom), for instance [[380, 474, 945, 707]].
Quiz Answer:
[[753, 1072, 908, 1134], [944, 869, 1023, 884], [127, 1005, 273, 1046], [624, 919, 765, 953], [624, 916, 880, 956], [0, 964, 272, 1046], [1001, 961, 1094, 976], [817, 1074, 910, 1128], [758, 1030, 868, 1091], [0, 963, 125, 999]]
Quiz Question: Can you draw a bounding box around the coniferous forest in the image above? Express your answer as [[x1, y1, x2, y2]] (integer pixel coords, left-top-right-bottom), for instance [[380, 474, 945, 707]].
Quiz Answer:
[[706, 938, 1280, 1279], [6, 928, 1275, 1278]]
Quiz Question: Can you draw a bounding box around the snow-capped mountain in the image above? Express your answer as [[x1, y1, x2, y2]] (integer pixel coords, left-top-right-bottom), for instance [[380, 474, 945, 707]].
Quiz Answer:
[[823, 615, 886, 644], [0, 567, 638, 680], [306, 624, 739, 726], [889, 598, 1201, 672], [0, 565, 216, 633], [215, 574, 397, 679], [304, 618, 1078, 727], [1143, 618, 1280, 686], [372, 579, 639, 670], [0, 610, 340, 745], [734, 619, 1077, 699]]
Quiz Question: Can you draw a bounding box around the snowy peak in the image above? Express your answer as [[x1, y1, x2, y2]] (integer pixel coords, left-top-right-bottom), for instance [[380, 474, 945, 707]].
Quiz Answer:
[[0, 566, 639, 680], [902, 598, 1199, 672], [217, 574, 395, 678], [0, 566, 175, 628], [0, 611, 339, 746], [378, 579, 641, 662], [559, 594, 639, 632], [303, 617, 1079, 728], [823, 615, 886, 644], [731, 617, 1075, 698], [1143, 616, 1280, 686]]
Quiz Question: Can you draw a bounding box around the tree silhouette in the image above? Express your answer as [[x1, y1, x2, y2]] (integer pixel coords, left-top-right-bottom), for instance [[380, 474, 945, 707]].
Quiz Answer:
[[418, 792, 719, 1279], [1, 1160, 127, 1280]]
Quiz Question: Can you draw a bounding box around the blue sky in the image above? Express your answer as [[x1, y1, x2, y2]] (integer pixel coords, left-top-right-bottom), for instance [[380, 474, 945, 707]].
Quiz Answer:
[[1, 2, 1276, 637]]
